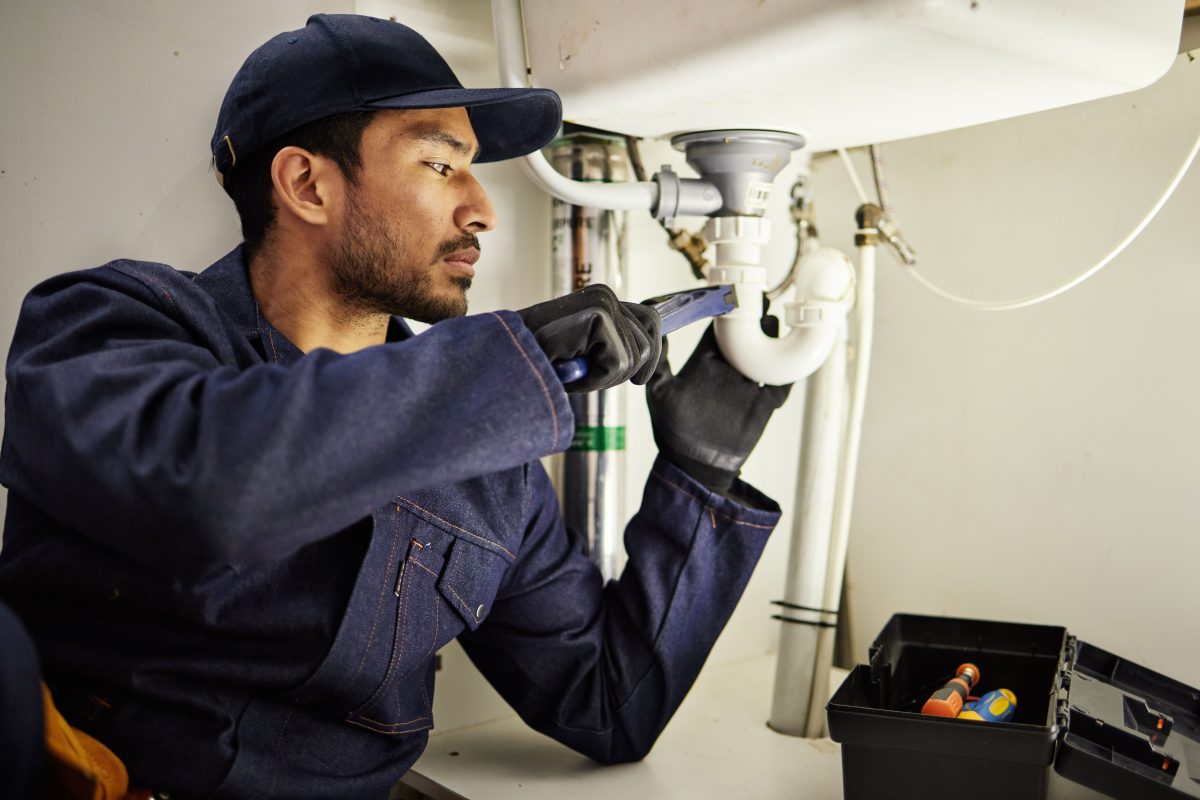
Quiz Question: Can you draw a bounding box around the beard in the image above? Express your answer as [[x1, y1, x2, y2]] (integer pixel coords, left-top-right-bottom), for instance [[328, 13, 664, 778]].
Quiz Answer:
[[329, 191, 476, 324]]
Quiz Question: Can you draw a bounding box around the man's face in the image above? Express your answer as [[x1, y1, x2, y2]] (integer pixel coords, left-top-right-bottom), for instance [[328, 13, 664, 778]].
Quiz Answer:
[[327, 107, 497, 324]]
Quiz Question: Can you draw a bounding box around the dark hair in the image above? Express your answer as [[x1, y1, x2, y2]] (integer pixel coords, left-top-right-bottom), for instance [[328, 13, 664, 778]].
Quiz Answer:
[[223, 110, 379, 263]]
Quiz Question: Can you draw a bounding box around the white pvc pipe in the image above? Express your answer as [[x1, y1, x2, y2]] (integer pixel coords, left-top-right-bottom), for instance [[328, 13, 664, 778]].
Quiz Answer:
[[490, 0, 531, 92], [714, 315, 838, 387], [713, 248, 854, 386], [803, 239, 877, 737], [518, 147, 659, 211], [490, 0, 658, 211], [768, 320, 849, 735]]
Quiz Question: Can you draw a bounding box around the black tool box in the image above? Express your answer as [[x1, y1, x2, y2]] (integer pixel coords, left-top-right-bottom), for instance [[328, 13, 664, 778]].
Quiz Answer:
[[827, 614, 1200, 799]]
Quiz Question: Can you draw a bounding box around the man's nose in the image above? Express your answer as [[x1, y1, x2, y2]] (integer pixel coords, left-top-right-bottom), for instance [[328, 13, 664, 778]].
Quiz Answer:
[[456, 173, 497, 233]]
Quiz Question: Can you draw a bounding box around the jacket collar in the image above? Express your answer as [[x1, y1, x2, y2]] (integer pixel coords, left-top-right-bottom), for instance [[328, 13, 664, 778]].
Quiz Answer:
[[193, 245, 413, 365]]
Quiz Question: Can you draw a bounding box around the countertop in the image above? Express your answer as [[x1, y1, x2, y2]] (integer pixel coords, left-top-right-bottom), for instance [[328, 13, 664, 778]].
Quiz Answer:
[[407, 653, 844, 799]]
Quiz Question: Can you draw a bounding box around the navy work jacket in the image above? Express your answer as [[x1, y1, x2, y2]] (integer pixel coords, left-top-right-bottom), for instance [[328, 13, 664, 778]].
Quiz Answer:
[[0, 247, 780, 799]]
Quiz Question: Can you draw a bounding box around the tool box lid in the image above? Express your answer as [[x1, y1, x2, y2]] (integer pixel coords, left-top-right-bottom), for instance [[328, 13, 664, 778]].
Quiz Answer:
[[1055, 637, 1200, 799]]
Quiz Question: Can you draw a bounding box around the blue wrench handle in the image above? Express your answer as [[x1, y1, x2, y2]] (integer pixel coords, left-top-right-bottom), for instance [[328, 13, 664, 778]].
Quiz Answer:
[[553, 284, 736, 385], [554, 357, 588, 384]]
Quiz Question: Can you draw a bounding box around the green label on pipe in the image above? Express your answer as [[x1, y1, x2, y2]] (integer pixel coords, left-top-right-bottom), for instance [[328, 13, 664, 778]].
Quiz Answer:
[[570, 426, 626, 452]]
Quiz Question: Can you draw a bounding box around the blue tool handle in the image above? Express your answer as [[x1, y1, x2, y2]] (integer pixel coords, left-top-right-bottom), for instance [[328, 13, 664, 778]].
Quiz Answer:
[[554, 357, 588, 384], [553, 285, 736, 385]]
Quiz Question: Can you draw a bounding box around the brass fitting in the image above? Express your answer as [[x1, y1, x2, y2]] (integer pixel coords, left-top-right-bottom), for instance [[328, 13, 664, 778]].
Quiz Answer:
[[667, 226, 710, 280]]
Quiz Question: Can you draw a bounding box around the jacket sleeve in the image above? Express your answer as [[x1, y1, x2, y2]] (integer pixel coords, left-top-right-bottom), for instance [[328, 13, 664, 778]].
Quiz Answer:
[[457, 456, 779, 764], [0, 267, 574, 579]]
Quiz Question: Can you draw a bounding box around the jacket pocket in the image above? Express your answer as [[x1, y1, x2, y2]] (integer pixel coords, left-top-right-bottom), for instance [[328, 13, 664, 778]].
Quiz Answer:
[[345, 527, 447, 736], [436, 535, 507, 632], [345, 515, 513, 736], [279, 486, 519, 737]]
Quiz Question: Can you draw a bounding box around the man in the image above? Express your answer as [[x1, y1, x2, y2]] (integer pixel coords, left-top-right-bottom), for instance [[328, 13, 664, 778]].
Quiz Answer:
[[0, 14, 789, 799]]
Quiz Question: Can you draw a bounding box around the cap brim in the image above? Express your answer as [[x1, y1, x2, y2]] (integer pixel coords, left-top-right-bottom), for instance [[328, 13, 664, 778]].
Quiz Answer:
[[366, 87, 562, 163]]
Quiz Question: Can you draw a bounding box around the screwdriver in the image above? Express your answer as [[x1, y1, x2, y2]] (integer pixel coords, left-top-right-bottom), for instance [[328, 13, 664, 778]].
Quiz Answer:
[[921, 663, 980, 718], [959, 689, 1017, 723]]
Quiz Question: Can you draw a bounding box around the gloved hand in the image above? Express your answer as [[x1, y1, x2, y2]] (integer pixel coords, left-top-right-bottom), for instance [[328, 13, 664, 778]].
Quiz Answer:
[[646, 326, 791, 495], [517, 284, 662, 394]]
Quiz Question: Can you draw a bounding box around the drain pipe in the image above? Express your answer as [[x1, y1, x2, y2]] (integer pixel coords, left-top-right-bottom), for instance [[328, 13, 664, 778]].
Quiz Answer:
[[768, 310, 850, 736], [769, 208, 878, 737], [710, 242, 853, 385], [801, 209, 879, 737], [668, 130, 855, 386], [491, 0, 720, 218], [491, 0, 653, 209]]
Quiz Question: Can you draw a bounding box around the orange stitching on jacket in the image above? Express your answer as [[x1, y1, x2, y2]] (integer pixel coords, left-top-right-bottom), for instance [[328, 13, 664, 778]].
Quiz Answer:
[[420, 600, 438, 710], [356, 550, 412, 716], [490, 312, 559, 445], [134, 269, 180, 313], [649, 470, 775, 530], [348, 527, 402, 683], [717, 513, 773, 530], [347, 715, 432, 730], [396, 497, 516, 559], [390, 581, 415, 720], [409, 560, 438, 578], [442, 583, 475, 618]]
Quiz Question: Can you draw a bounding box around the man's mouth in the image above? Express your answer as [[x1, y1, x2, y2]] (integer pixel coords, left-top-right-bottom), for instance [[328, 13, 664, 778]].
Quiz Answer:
[[442, 248, 479, 277]]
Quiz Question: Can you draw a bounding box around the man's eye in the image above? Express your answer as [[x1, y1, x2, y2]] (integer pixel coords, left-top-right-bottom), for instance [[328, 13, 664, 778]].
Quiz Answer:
[[426, 162, 451, 175]]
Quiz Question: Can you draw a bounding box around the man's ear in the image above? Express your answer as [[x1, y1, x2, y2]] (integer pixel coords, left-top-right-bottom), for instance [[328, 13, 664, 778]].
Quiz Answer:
[[269, 146, 343, 227]]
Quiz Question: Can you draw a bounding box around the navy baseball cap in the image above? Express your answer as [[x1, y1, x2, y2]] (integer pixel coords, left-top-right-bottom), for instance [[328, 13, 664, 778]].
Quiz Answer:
[[212, 14, 561, 185]]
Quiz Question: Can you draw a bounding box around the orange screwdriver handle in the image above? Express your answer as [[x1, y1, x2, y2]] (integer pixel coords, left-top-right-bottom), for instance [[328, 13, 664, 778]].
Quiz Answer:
[[921, 663, 980, 717]]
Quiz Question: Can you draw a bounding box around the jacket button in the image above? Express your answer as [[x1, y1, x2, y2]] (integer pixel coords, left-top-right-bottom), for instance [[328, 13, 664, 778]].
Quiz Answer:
[[475, 604, 486, 619]]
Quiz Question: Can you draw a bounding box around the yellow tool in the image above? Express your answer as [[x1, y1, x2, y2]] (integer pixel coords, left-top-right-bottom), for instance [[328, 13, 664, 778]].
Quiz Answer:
[[959, 689, 1018, 723]]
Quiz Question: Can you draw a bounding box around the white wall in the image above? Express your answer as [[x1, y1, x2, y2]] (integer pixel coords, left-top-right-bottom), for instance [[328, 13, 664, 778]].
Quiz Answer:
[[3, 0, 1196, 741], [819, 54, 1200, 690], [0, 0, 347, 309]]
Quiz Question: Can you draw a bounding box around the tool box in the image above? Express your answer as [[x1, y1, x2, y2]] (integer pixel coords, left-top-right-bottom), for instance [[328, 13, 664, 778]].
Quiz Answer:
[[827, 614, 1200, 799]]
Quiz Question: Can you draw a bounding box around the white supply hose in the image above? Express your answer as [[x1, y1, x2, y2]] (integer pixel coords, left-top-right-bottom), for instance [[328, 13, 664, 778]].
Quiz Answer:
[[837, 149, 870, 206], [836, 126, 1200, 310]]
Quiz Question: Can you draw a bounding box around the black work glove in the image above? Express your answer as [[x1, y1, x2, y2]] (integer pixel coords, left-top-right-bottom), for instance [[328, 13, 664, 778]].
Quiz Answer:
[[517, 284, 662, 394], [646, 326, 792, 496]]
